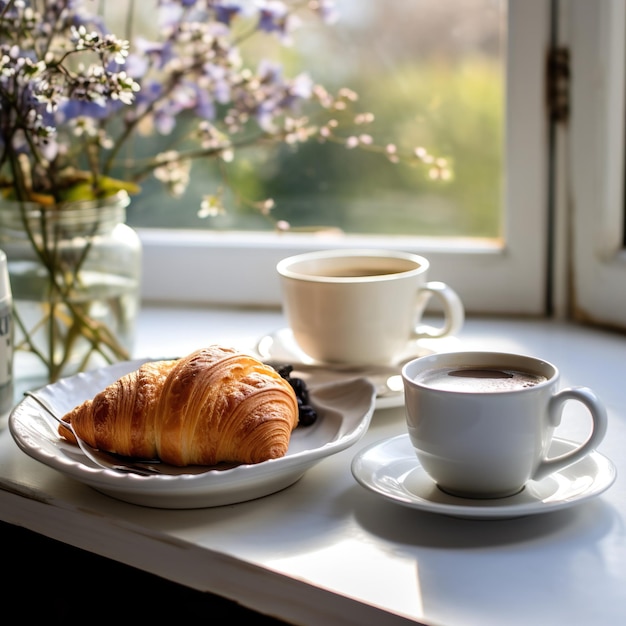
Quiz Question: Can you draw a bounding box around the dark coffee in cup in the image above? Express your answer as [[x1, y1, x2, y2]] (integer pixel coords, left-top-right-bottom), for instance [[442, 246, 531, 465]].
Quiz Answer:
[[314, 267, 405, 278], [413, 367, 547, 393]]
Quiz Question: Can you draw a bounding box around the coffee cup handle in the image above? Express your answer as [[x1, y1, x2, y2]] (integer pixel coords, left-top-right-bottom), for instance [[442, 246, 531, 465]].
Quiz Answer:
[[532, 387, 608, 482], [413, 281, 465, 339]]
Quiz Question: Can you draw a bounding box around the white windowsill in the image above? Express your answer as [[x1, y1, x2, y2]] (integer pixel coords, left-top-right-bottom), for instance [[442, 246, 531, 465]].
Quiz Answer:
[[137, 228, 542, 314]]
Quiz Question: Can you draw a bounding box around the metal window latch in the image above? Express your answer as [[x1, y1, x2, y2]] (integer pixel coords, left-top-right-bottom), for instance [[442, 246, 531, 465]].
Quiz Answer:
[[546, 46, 570, 124]]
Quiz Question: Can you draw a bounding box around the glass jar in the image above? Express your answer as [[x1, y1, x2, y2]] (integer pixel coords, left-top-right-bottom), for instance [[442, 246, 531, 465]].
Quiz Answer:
[[0, 249, 13, 421], [0, 191, 142, 387]]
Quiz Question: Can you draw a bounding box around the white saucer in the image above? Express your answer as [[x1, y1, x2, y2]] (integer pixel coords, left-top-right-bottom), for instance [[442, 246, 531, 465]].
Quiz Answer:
[[256, 328, 460, 410], [351, 435, 617, 519]]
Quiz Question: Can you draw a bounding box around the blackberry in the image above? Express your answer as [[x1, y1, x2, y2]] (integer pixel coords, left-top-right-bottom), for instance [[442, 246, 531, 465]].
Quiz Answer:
[[288, 376, 309, 403], [298, 404, 317, 426], [275, 364, 294, 378], [273, 362, 317, 426]]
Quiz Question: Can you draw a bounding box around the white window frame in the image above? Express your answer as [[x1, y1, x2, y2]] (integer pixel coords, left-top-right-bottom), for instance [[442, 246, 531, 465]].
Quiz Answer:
[[562, 0, 626, 330], [138, 1, 552, 316]]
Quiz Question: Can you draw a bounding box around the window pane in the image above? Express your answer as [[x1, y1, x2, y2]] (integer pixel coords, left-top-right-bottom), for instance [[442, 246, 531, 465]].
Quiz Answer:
[[567, 0, 626, 330], [138, 1, 550, 315], [124, 0, 506, 239]]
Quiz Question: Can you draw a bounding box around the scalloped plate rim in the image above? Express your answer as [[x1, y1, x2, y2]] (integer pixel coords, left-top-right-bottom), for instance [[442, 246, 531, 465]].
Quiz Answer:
[[9, 358, 377, 509]]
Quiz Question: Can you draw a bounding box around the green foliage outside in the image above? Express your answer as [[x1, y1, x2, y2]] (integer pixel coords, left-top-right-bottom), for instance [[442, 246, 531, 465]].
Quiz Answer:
[[127, 57, 503, 239]]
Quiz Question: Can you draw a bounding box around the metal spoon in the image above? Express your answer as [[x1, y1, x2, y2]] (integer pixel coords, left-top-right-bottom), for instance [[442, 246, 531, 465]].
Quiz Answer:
[[23, 391, 165, 476]]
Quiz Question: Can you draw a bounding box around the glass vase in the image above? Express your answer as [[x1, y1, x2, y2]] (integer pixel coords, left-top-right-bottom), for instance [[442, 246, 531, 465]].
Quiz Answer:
[[0, 191, 142, 389]]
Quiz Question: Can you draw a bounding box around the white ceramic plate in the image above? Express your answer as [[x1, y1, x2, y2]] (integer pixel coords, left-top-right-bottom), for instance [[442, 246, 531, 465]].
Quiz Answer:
[[256, 328, 461, 410], [351, 434, 617, 520], [9, 359, 377, 509]]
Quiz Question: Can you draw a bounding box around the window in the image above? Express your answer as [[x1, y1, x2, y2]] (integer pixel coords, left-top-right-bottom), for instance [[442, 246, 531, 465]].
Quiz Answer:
[[130, 0, 504, 240], [132, 2, 626, 329], [564, 0, 626, 330], [140, 0, 554, 317]]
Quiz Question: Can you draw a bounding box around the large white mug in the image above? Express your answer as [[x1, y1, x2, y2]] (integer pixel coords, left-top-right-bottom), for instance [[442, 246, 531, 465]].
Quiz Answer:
[[401, 351, 608, 498], [276, 249, 464, 366]]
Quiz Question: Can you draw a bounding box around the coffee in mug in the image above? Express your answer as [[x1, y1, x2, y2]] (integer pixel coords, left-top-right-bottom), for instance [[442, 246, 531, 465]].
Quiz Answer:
[[276, 249, 464, 367], [401, 351, 608, 499], [413, 367, 547, 392]]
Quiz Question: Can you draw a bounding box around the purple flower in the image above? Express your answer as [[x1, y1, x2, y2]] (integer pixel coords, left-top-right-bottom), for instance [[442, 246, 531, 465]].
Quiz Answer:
[[57, 99, 117, 122], [258, 2, 289, 35], [215, 4, 241, 25], [193, 86, 218, 121]]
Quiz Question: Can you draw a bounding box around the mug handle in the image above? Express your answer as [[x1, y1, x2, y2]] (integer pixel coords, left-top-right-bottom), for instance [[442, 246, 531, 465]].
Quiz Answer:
[[412, 281, 465, 339], [532, 387, 608, 482]]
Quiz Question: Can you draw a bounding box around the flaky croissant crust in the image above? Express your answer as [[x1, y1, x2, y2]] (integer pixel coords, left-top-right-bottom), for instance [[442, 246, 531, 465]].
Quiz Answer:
[[59, 346, 299, 466]]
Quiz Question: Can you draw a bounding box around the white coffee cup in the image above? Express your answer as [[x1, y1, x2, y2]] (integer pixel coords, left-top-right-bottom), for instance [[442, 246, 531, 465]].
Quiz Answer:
[[401, 351, 608, 499], [276, 249, 464, 366]]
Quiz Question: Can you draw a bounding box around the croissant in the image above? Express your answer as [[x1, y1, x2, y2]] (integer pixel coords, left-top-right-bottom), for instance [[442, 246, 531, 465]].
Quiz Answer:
[[59, 346, 299, 466]]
